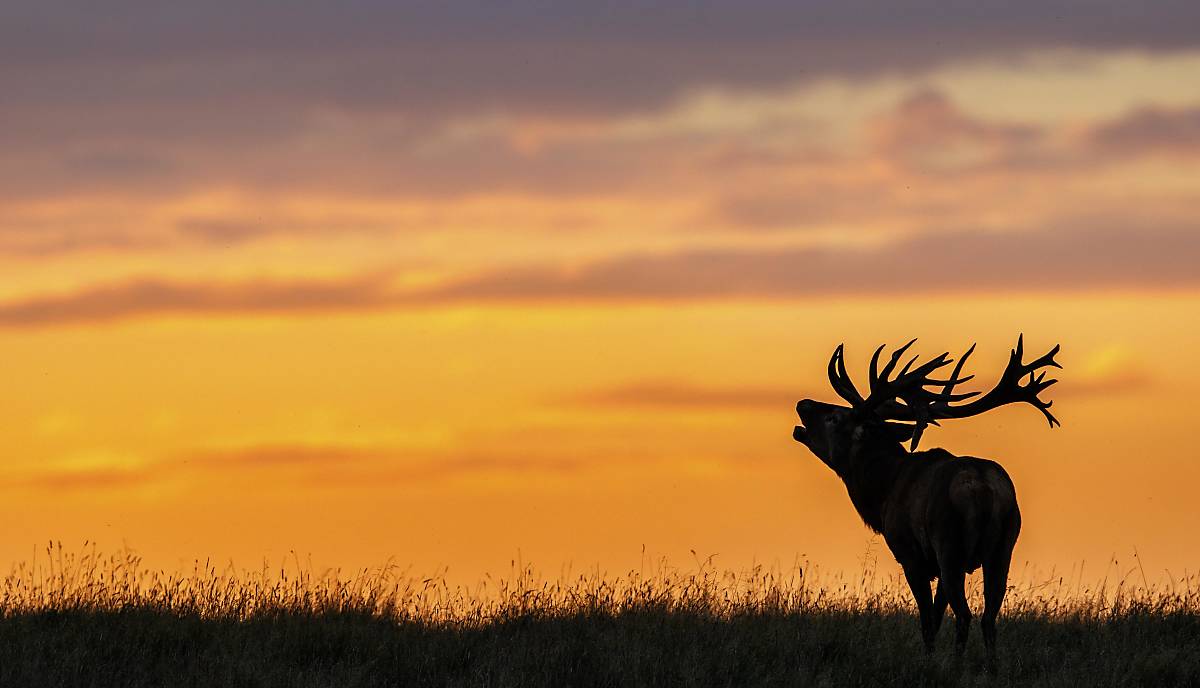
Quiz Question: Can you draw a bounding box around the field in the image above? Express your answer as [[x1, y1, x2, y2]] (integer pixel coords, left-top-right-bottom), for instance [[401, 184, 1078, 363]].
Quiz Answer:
[[1, 545, 1198, 687]]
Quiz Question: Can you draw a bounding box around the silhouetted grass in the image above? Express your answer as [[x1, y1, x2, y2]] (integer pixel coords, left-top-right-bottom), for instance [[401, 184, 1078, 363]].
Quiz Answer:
[[1, 543, 1197, 687]]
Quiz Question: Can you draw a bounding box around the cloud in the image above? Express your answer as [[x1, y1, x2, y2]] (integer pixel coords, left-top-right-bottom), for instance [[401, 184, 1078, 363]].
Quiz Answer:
[[0, 223, 1197, 327], [1087, 105, 1200, 156], [174, 215, 399, 244], [711, 182, 899, 230], [0, 228, 162, 257], [4, 442, 592, 493], [3, 70, 1199, 212], [868, 89, 1047, 172], [6, 4, 1198, 112], [426, 224, 1200, 303], [571, 380, 803, 411], [867, 90, 1200, 175], [10, 466, 154, 491], [2, 4, 1200, 202], [0, 271, 397, 326]]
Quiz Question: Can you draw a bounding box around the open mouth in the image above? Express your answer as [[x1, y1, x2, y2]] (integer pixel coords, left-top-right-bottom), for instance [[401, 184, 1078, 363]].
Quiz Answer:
[[792, 424, 807, 442]]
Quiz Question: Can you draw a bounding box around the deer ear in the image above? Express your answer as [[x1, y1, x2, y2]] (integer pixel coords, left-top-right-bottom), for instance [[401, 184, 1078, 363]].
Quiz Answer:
[[880, 421, 916, 444]]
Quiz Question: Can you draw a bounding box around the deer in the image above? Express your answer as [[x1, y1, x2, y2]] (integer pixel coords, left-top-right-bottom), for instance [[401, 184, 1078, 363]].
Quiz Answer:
[[792, 335, 1061, 669]]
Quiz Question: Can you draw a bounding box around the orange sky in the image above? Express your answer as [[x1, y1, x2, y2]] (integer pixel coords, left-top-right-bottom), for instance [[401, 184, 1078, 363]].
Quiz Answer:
[[2, 5, 1199, 585]]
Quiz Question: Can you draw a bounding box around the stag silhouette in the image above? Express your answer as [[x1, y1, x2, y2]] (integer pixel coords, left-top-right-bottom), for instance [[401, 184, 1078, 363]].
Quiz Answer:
[[792, 335, 1061, 669]]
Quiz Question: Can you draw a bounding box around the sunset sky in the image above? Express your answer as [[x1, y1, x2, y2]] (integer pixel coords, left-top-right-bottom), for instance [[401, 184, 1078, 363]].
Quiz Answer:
[[2, 3, 1199, 585]]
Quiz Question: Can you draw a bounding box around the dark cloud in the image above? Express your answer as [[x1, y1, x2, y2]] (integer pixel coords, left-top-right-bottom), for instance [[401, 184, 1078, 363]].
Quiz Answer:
[[60, 150, 175, 178], [6, 3, 1198, 87], [0, 106, 662, 200], [174, 217, 364, 244], [713, 189, 864, 231], [711, 180, 930, 230], [0, 272, 397, 326], [875, 90, 1041, 147], [869, 89, 1047, 172], [427, 225, 1200, 303], [870, 91, 1200, 174], [0, 223, 1196, 327], [2, 2, 1198, 190], [175, 213, 421, 246], [3, 78, 1199, 205], [0, 228, 162, 257], [175, 218, 268, 243], [1087, 105, 1200, 156]]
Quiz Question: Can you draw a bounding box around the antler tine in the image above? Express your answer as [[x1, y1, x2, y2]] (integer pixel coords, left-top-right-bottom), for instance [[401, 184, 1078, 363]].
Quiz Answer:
[[868, 344, 886, 390], [904, 352, 953, 380], [827, 344, 866, 405], [1042, 398, 1061, 428], [942, 343, 975, 397], [878, 338, 918, 385], [1023, 343, 1063, 373], [835, 346, 864, 401], [897, 353, 920, 379]]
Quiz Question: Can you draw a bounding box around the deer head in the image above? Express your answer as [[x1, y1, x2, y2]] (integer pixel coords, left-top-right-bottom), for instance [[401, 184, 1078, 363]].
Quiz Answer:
[[794, 335, 1062, 468]]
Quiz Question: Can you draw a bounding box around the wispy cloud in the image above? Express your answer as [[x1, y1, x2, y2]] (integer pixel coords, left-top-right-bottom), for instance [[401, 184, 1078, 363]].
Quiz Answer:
[[10, 467, 154, 491], [869, 89, 1045, 172], [1087, 105, 1200, 156], [0, 223, 1197, 327], [2, 86, 1198, 257], [0, 271, 397, 326], [426, 224, 1200, 302], [4, 442, 592, 493]]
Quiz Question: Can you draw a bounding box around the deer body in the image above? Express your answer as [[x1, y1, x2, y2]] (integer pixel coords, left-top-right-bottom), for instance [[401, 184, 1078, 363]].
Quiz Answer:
[[793, 337, 1056, 669], [875, 449, 1019, 582]]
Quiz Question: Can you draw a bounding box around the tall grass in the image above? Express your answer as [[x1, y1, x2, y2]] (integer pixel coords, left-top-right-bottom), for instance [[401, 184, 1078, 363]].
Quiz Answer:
[[6, 542, 1197, 624], [2, 542, 1198, 687]]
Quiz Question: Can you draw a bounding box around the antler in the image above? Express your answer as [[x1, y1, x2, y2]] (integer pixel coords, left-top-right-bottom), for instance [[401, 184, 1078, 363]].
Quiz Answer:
[[928, 334, 1062, 428], [824, 335, 1061, 451]]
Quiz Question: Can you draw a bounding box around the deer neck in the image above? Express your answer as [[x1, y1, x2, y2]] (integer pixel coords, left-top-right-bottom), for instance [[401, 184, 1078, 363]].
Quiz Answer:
[[840, 442, 906, 533]]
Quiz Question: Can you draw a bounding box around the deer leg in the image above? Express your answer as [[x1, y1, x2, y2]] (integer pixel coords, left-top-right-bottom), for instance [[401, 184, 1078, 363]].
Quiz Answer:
[[982, 556, 1011, 674], [936, 561, 971, 655], [931, 579, 949, 639], [901, 564, 936, 653]]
